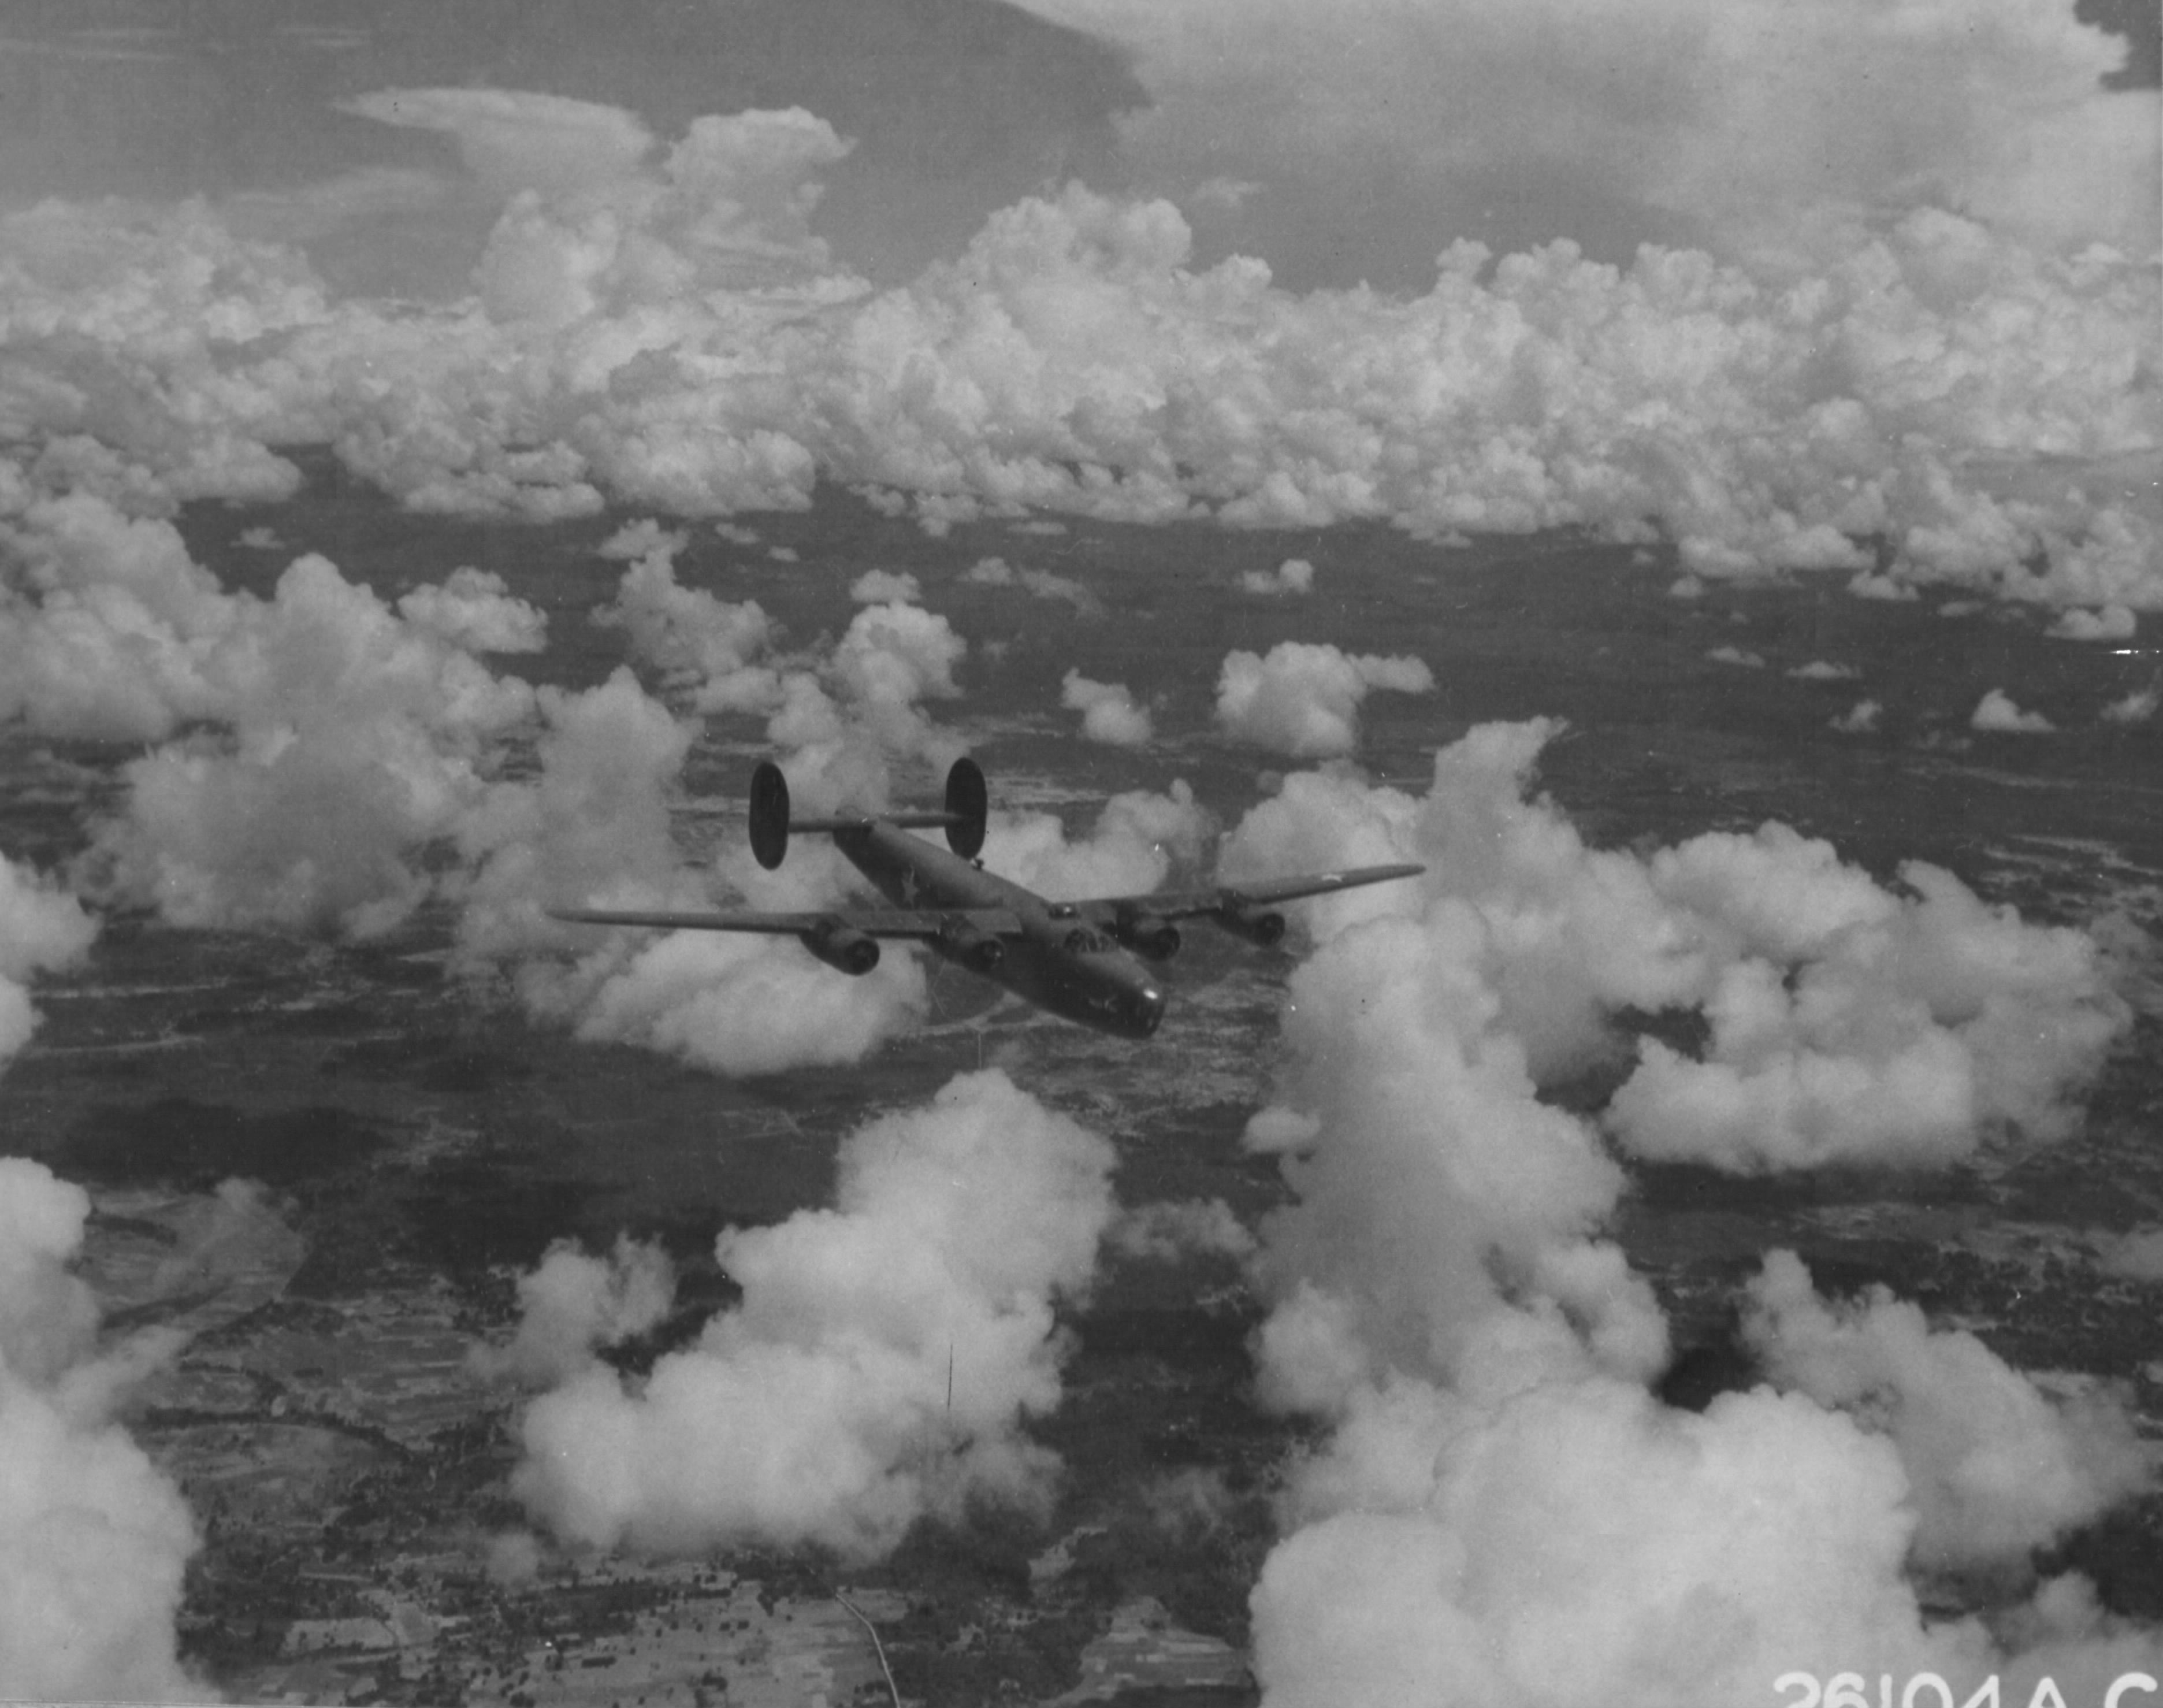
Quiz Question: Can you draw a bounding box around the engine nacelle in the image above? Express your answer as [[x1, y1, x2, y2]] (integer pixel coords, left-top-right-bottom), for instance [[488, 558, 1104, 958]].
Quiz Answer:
[[937, 919, 1006, 972], [1111, 911, 1182, 961], [1213, 905, 1287, 948], [798, 916, 880, 975]]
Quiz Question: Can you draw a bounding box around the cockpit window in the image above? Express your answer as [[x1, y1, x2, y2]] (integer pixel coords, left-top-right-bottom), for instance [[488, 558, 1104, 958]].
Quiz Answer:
[[1062, 926, 1112, 954]]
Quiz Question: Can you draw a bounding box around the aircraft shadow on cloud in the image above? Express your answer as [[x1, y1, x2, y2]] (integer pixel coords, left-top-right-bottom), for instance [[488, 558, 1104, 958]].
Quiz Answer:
[[549, 758, 1423, 1039]]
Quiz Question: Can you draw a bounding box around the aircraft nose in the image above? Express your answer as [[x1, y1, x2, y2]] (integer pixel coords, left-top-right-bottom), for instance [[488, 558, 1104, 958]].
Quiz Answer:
[[1133, 983, 1166, 1036]]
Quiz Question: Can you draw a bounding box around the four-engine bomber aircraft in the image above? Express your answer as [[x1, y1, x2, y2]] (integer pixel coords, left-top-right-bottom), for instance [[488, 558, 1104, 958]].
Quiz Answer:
[[550, 758, 1423, 1038]]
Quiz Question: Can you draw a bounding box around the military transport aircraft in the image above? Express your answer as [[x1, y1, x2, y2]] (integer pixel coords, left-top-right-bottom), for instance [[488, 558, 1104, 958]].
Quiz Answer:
[[549, 758, 1424, 1038]]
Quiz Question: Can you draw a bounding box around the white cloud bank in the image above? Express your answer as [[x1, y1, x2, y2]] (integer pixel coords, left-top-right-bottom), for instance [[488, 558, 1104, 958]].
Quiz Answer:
[[0, 496, 994, 1079], [506, 1070, 1116, 1560], [1224, 721, 2129, 1174], [1013, 0, 2158, 272], [0, 108, 2153, 611], [1220, 726, 2158, 1708]]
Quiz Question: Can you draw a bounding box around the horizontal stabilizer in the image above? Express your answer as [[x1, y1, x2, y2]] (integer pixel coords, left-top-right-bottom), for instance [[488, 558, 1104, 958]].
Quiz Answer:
[[787, 811, 965, 834]]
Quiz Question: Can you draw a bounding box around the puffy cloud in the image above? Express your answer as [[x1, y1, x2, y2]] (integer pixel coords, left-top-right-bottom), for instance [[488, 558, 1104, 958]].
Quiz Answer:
[[1788, 659, 1860, 680], [1972, 688, 2057, 733], [848, 568, 921, 604], [1239, 557, 1314, 597], [474, 1236, 677, 1389], [3, 170, 2156, 609], [454, 666, 693, 979], [554, 916, 931, 1079], [1251, 1373, 1978, 1707], [1221, 724, 2129, 1172], [1227, 728, 2158, 1708], [2103, 686, 2159, 725], [1215, 642, 1434, 758], [0, 483, 932, 1088], [510, 1070, 1116, 1560], [2095, 1228, 2163, 1281], [1708, 645, 1766, 668], [396, 566, 547, 654], [979, 781, 1210, 903], [1833, 697, 1884, 733], [81, 548, 538, 938], [341, 91, 857, 322], [592, 541, 779, 713], [0, 855, 96, 1069], [1108, 1198, 1257, 1263], [597, 519, 690, 561], [1060, 669, 1154, 747], [1612, 847, 2125, 1172], [0, 1159, 203, 1703], [1743, 1250, 2149, 1570], [758, 601, 973, 812], [961, 556, 1105, 618], [2048, 604, 2138, 642], [448, 664, 939, 1076]]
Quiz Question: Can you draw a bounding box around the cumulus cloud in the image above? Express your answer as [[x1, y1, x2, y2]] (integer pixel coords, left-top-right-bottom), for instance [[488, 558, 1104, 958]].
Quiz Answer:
[[473, 1236, 677, 1389], [1972, 688, 2057, 733], [0, 855, 97, 1068], [1789, 659, 1860, 681], [1239, 557, 1314, 597], [1108, 1198, 1256, 1264], [1743, 1250, 2149, 1570], [962, 556, 1105, 618], [1215, 642, 1434, 758], [849, 568, 921, 604], [396, 566, 547, 654], [551, 911, 931, 1079], [508, 1070, 1116, 1560], [0, 480, 932, 1090], [343, 90, 858, 321], [1223, 726, 2158, 1708], [2095, 1228, 2163, 1281], [1060, 669, 1154, 747], [2, 168, 2155, 608], [81, 547, 538, 939], [597, 519, 690, 562], [1612, 841, 2126, 1172], [979, 781, 1210, 903], [2103, 686, 2159, 725], [2048, 604, 2138, 642], [1221, 722, 2129, 1172], [1708, 645, 1766, 668], [593, 540, 779, 713], [0, 1158, 203, 1703], [451, 663, 940, 1076], [745, 600, 977, 814], [1833, 697, 1884, 733]]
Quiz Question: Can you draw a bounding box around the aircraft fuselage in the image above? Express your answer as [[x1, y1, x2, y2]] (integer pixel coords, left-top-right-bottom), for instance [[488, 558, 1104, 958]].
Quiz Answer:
[[833, 822, 1166, 1038]]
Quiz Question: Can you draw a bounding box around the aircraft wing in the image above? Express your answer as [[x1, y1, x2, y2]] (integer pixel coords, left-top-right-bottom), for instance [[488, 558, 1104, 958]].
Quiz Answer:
[[548, 906, 1025, 940], [1077, 862, 1426, 920]]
